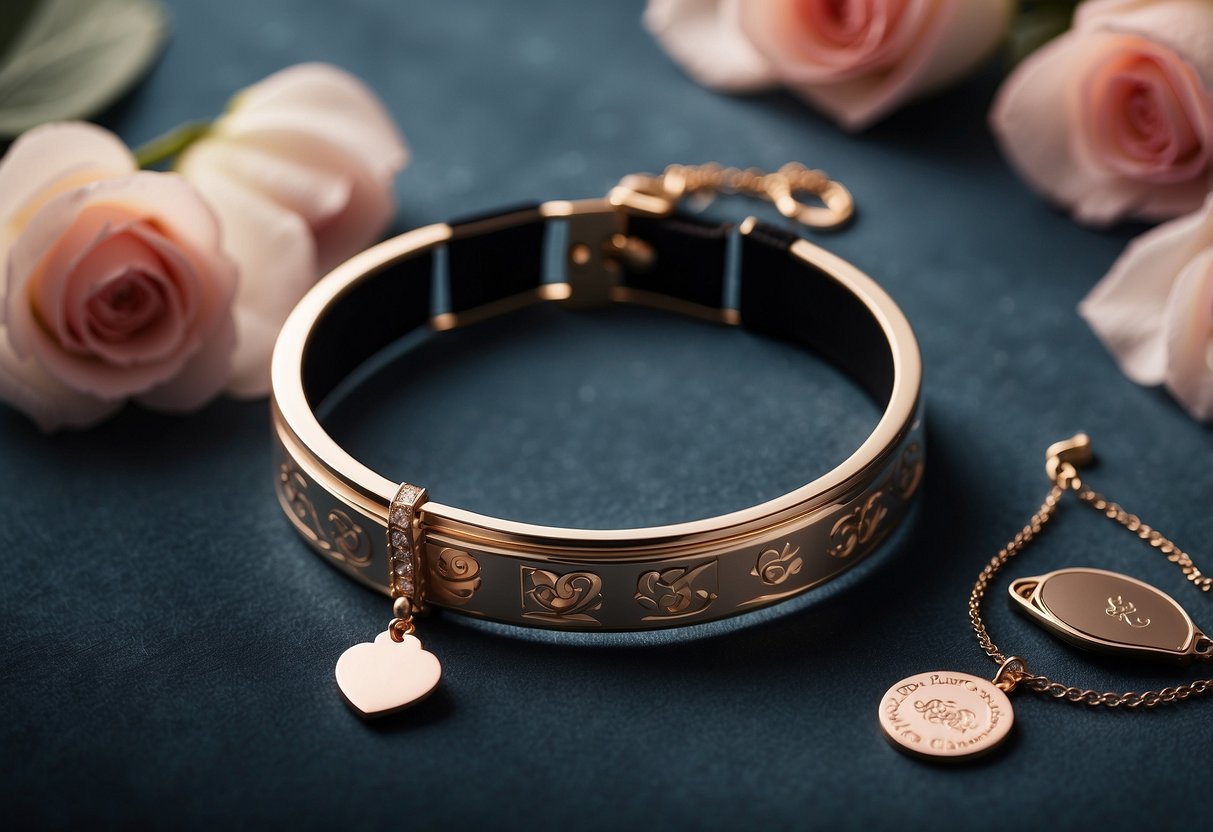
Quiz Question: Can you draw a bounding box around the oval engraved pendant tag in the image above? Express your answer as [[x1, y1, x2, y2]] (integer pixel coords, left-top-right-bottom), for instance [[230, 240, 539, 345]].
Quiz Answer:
[[1009, 567, 1212, 662], [878, 670, 1014, 761]]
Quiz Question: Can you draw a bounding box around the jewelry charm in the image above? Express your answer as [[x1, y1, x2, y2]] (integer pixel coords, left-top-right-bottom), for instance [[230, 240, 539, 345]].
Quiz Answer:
[[1010, 567, 1213, 662], [879, 433, 1213, 762], [878, 663, 1019, 761], [335, 631, 441, 717], [335, 483, 442, 717]]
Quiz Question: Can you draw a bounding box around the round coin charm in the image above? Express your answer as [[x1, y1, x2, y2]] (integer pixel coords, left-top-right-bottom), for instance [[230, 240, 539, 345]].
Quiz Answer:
[[878, 670, 1014, 761]]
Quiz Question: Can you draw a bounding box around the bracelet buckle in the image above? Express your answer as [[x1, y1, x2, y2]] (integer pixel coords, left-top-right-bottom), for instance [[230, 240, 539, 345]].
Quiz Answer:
[[560, 162, 855, 310]]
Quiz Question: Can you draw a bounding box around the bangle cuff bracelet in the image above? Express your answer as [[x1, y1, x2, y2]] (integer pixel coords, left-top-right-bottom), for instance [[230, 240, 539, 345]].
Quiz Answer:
[[271, 168, 923, 633]]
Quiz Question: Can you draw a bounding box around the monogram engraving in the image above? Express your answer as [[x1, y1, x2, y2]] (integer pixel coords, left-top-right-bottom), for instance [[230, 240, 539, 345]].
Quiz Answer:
[[827, 493, 887, 559], [278, 462, 371, 565], [426, 547, 482, 606], [914, 699, 979, 733], [636, 560, 718, 620], [328, 511, 367, 561], [826, 441, 923, 559], [521, 567, 603, 624], [753, 543, 803, 586], [1106, 595, 1151, 628]]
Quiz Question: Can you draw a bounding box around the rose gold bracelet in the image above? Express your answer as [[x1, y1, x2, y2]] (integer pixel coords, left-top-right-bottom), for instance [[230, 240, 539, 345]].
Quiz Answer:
[[271, 164, 923, 639]]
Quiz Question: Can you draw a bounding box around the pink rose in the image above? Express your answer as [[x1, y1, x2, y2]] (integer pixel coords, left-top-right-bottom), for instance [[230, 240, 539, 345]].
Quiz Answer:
[[177, 63, 408, 395], [1079, 193, 1213, 422], [0, 123, 237, 431], [742, 0, 1013, 130], [645, 0, 780, 92], [991, 0, 1213, 225]]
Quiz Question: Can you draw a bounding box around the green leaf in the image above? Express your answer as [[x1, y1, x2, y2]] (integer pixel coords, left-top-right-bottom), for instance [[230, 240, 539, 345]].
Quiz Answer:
[[0, 1, 41, 63], [0, 0, 167, 138], [1005, 5, 1076, 69]]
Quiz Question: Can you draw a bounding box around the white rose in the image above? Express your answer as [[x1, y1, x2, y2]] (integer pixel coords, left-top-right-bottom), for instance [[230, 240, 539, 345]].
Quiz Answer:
[[178, 63, 408, 396], [1080, 192, 1213, 421]]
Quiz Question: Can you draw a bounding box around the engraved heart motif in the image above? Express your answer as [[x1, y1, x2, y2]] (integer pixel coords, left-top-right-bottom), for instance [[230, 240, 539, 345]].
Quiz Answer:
[[335, 631, 442, 718]]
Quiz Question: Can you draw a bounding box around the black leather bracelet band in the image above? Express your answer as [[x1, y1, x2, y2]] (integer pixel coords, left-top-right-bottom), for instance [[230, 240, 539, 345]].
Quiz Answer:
[[272, 190, 923, 630]]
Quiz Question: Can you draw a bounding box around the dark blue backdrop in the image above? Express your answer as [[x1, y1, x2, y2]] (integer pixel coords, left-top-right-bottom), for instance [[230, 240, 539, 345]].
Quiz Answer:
[[3, 2, 1211, 829]]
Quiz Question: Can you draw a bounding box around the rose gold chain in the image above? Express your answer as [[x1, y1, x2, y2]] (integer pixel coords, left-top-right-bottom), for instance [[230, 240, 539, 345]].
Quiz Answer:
[[969, 441, 1213, 708], [611, 162, 855, 229], [661, 162, 829, 201], [1073, 486, 1211, 593]]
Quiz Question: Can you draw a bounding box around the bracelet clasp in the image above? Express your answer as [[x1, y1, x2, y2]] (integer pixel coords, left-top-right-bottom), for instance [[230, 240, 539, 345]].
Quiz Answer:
[[608, 162, 855, 230], [1046, 433, 1093, 486]]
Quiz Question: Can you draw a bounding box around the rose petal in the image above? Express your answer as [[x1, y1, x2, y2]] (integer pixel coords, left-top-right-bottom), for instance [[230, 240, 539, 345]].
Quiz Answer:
[[1078, 0, 1213, 91], [1079, 192, 1213, 384], [1162, 246, 1213, 421], [740, 0, 930, 83], [298, 143, 394, 275], [644, 0, 779, 92], [175, 156, 318, 397], [6, 173, 236, 399], [114, 172, 229, 261], [66, 230, 187, 366], [748, 0, 1013, 131], [79, 269, 167, 346], [18, 205, 125, 358], [992, 1, 1213, 225], [0, 322, 122, 431], [201, 128, 394, 274], [138, 307, 236, 412], [126, 223, 203, 335], [221, 63, 407, 179], [0, 122, 133, 228], [179, 139, 351, 231], [8, 203, 153, 365], [993, 32, 1166, 224], [1079, 37, 1213, 183], [11, 172, 230, 295]]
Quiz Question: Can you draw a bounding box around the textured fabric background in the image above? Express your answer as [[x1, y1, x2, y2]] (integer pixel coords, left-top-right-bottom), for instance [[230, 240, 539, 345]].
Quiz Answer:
[[3, 1, 1212, 829]]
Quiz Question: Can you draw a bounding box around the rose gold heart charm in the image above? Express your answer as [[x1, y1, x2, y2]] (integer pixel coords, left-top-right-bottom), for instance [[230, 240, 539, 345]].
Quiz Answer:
[[335, 631, 442, 718]]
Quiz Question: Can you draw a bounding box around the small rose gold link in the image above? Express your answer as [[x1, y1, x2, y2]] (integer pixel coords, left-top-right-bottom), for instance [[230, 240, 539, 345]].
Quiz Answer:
[[970, 468, 1213, 711]]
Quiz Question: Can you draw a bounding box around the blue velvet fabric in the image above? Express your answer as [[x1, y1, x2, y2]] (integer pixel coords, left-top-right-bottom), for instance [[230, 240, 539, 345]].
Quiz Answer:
[[3, 1, 1212, 828]]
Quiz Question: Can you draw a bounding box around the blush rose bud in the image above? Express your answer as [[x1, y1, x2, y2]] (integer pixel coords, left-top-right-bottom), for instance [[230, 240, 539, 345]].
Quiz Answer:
[[646, 0, 1013, 131], [991, 0, 1213, 225], [0, 123, 237, 432], [1080, 192, 1213, 423], [177, 63, 409, 396]]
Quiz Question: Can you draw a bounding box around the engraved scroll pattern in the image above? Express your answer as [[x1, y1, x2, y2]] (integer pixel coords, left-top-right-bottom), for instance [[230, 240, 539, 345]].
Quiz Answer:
[[914, 699, 978, 733], [521, 567, 604, 624], [426, 547, 482, 606], [753, 543, 803, 586], [635, 560, 719, 620], [827, 442, 923, 559], [277, 462, 371, 566]]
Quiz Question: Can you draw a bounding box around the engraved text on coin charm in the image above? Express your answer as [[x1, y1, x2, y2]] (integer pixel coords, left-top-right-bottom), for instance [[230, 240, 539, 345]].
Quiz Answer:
[[878, 670, 1014, 761]]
